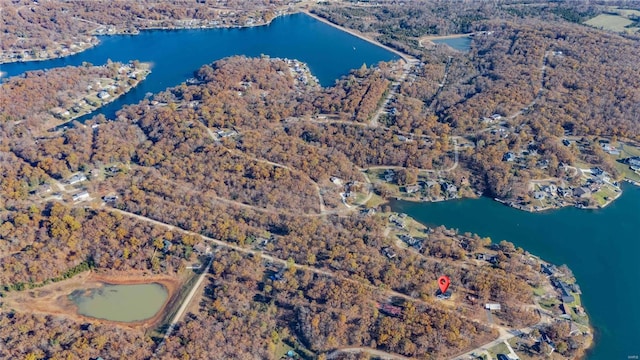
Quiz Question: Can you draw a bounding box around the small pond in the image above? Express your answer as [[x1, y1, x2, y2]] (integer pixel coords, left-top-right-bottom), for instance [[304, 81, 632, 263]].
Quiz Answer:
[[69, 283, 168, 322], [431, 36, 472, 52]]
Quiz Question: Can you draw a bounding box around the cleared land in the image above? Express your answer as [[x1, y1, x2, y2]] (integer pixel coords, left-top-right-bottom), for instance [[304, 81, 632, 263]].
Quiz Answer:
[[584, 14, 640, 33], [2, 271, 182, 330]]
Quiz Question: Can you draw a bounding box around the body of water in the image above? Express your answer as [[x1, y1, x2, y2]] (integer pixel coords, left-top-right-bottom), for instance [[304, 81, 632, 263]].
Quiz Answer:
[[1, 10, 634, 358], [432, 36, 472, 52], [0, 13, 398, 121], [70, 283, 168, 322], [391, 184, 640, 359]]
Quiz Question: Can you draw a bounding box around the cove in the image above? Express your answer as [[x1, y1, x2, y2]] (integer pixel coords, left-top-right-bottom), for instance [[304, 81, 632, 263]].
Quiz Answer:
[[391, 183, 640, 360], [69, 283, 168, 322], [0, 13, 398, 122]]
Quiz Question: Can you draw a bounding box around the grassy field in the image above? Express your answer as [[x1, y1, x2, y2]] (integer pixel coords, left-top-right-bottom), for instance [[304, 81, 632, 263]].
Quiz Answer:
[[584, 13, 640, 33], [488, 341, 511, 358], [592, 184, 620, 207]]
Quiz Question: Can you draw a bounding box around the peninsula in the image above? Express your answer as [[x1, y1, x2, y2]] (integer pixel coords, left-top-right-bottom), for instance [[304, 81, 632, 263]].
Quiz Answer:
[[1, 60, 150, 134]]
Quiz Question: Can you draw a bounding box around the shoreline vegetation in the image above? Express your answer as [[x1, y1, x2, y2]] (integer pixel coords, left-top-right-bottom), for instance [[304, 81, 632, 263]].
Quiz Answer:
[[0, 52, 596, 359], [0, 1, 299, 65]]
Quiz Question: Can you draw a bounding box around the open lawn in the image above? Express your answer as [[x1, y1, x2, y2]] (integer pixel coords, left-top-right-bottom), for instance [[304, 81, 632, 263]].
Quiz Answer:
[[584, 14, 639, 33], [592, 185, 619, 207], [539, 297, 559, 310], [487, 341, 510, 358]]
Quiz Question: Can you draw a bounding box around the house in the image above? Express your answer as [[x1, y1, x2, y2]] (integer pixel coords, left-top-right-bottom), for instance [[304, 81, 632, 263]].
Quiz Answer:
[[193, 243, 212, 255], [537, 159, 550, 169], [503, 152, 515, 162], [103, 195, 118, 203], [573, 187, 591, 198], [533, 191, 546, 200], [72, 191, 90, 202], [485, 303, 501, 311], [591, 167, 603, 176], [361, 208, 376, 216], [97, 90, 110, 99], [562, 139, 571, 146], [377, 302, 402, 316], [541, 263, 556, 276], [555, 280, 575, 303], [405, 184, 422, 194], [627, 157, 640, 168], [330, 177, 343, 186], [444, 183, 458, 196], [37, 184, 52, 195], [384, 169, 395, 182], [491, 113, 502, 120], [163, 240, 173, 252], [382, 247, 397, 259], [558, 187, 573, 197], [216, 129, 237, 138], [67, 173, 87, 185]]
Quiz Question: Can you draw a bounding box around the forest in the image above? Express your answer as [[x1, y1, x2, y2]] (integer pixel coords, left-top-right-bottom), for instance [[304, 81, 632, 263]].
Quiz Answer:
[[1, 61, 147, 133], [0, 55, 585, 358], [2, 0, 631, 357]]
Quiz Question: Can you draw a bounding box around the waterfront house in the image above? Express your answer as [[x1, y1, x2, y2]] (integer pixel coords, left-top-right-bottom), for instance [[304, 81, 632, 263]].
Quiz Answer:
[[541, 263, 557, 276], [573, 187, 591, 198], [628, 157, 640, 167], [405, 184, 422, 194], [384, 169, 395, 182], [558, 187, 573, 197], [97, 90, 110, 99], [554, 280, 575, 303], [533, 191, 546, 200]]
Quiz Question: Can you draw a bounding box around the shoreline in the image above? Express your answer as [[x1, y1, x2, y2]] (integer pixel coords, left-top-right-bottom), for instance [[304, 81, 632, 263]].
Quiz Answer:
[[49, 63, 151, 131], [1, 270, 182, 330], [0, 39, 100, 65], [302, 11, 417, 63], [0, 13, 285, 66]]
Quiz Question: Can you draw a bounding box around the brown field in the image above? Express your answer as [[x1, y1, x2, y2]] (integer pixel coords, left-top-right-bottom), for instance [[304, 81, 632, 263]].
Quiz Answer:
[[2, 271, 182, 330]]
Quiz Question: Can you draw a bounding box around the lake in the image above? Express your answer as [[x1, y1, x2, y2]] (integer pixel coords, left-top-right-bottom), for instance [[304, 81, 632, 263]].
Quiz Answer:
[[0, 10, 632, 359], [70, 283, 168, 322], [0, 13, 398, 121], [431, 36, 472, 52], [391, 183, 640, 360]]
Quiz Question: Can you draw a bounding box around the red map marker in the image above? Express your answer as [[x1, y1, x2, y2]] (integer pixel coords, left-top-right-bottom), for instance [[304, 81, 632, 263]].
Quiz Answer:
[[438, 275, 450, 294]]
